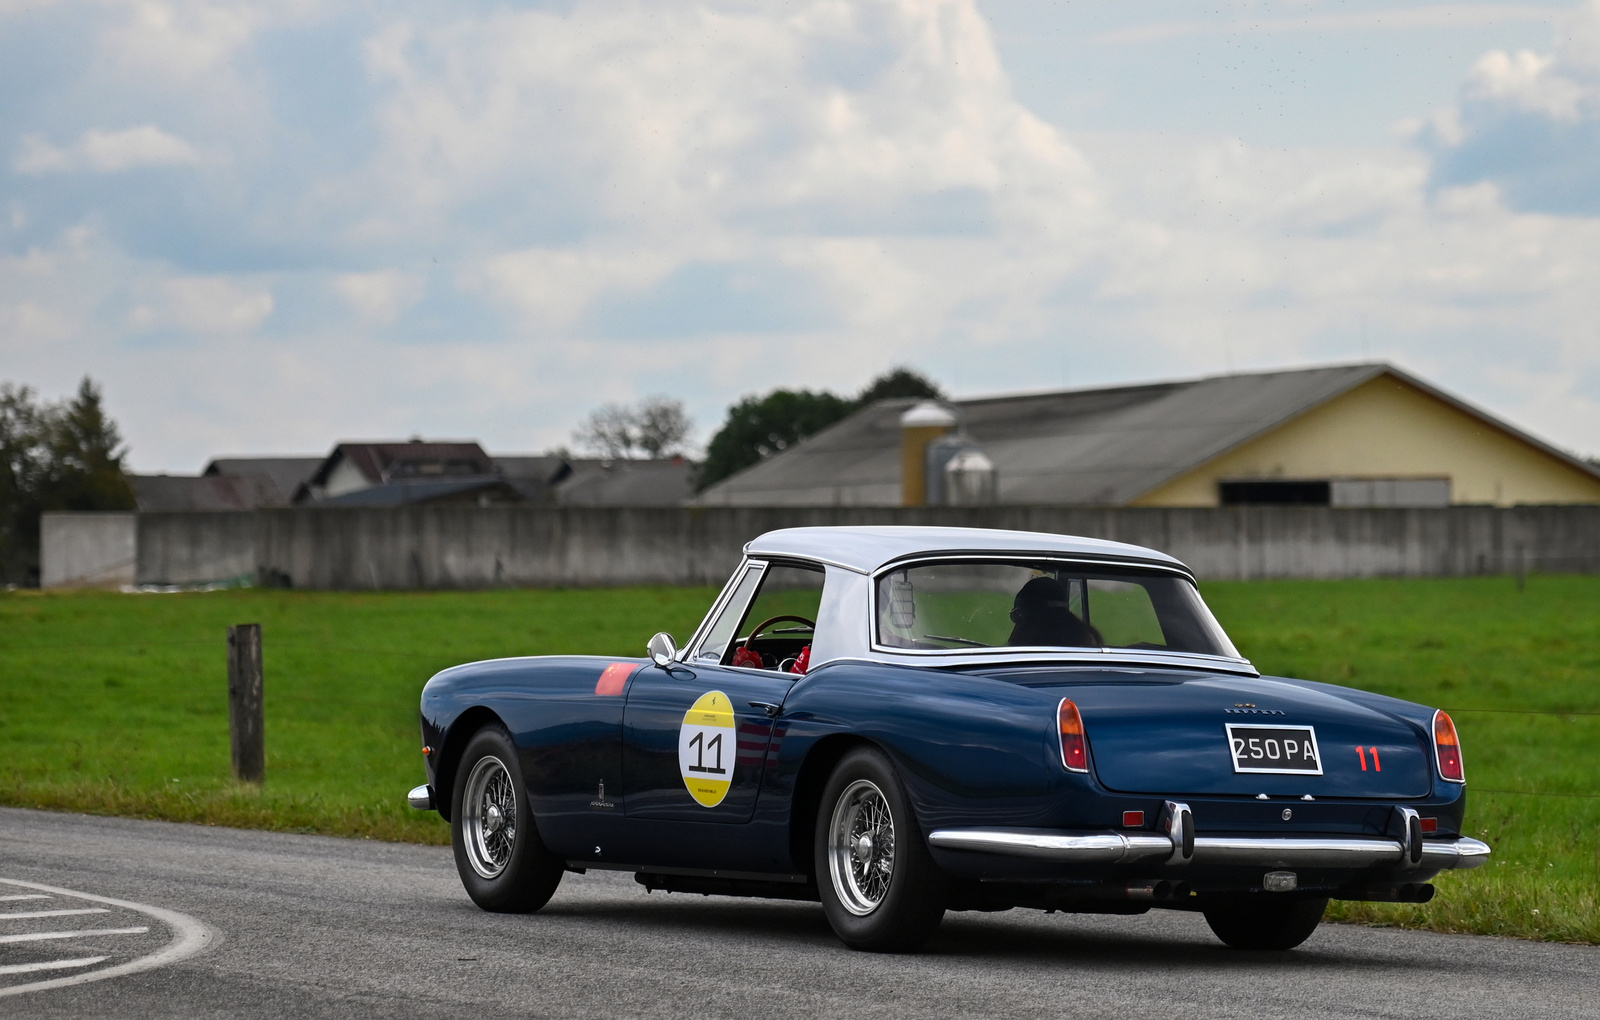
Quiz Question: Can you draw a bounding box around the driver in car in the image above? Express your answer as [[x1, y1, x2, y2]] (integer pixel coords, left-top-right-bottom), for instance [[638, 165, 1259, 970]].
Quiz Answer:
[[1008, 576, 1102, 648]]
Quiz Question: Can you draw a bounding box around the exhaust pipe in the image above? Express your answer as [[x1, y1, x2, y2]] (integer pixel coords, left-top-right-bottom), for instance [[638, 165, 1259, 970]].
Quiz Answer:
[[1125, 880, 1190, 901]]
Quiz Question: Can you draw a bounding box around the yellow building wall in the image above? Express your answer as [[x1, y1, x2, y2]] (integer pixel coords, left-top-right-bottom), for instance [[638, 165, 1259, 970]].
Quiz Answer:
[[1133, 373, 1600, 508]]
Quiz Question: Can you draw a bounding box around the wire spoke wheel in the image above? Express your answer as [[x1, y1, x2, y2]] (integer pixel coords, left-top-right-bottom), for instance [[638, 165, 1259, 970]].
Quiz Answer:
[[828, 779, 897, 916], [462, 754, 518, 879]]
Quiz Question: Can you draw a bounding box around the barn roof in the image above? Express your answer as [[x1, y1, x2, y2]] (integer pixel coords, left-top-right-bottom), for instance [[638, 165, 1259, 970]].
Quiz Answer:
[[694, 363, 1600, 507]]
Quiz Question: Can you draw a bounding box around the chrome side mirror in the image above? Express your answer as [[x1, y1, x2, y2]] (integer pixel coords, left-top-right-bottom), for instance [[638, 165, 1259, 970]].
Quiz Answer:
[[647, 632, 679, 668]]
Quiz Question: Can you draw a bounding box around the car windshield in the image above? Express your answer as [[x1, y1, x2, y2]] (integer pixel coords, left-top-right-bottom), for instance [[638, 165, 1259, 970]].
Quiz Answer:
[[875, 560, 1240, 658]]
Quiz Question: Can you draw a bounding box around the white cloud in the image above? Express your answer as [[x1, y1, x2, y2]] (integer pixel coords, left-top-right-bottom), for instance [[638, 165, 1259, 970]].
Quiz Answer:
[[14, 125, 202, 174], [1420, 1, 1600, 212], [4, 0, 1600, 471], [1467, 48, 1588, 121], [1095, 4, 1567, 46], [128, 275, 274, 335], [334, 270, 422, 325]]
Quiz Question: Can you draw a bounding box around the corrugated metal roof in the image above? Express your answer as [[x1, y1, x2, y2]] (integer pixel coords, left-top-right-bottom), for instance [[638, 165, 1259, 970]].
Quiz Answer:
[[552, 458, 696, 507], [694, 363, 1473, 506]]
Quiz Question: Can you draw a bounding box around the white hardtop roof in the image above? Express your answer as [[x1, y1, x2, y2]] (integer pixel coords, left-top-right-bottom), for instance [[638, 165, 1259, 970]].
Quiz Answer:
[[743, 526, 1188, 575]]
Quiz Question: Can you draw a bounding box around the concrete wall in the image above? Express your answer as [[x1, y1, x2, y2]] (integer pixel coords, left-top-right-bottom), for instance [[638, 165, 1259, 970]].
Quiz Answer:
[[43, 504, 1594, 590], [40, 512, 137, 589]]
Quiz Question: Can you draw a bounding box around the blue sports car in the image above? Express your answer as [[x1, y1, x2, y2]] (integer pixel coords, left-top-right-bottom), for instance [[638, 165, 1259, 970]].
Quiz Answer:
[[407, 526, 1489, 952]]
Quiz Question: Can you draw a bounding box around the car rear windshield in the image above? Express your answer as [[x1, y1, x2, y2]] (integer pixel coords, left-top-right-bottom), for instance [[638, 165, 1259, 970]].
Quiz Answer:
[[875, 560, 1240, 658]]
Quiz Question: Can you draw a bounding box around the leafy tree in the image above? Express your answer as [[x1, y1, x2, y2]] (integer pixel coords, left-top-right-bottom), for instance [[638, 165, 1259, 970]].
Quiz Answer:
[[854, 367, 943, 406], [572, 396, 693, 459], [696, 367, 945, 490], [0, 377, 135, 585], [698, 389, 855, 490]]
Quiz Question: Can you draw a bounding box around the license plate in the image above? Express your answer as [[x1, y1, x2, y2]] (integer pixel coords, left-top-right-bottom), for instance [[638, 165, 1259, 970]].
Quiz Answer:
[[1226, 724, 1323, 775]]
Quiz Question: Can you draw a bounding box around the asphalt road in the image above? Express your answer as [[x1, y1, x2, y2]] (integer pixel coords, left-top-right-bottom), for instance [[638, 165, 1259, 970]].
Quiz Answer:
[[1, 807, 1593, 1019]]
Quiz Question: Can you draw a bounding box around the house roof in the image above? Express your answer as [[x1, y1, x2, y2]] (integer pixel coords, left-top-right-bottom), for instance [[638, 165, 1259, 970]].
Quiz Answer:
[[129, 473, 288, 512], [552, 458, 696, 507], [316, 476, 521, 507], [202, 457, 322, 498], [306, 441, 494, 490], [745, 526, 1185, 575], [694, 363, 1600, 506]]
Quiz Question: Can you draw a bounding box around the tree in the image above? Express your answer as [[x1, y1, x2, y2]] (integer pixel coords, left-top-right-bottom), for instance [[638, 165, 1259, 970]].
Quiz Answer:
[[698, 389, 855, 489], [0, 377, 135, 585], [855, 367, 944, 406], [696, 366, 946, 491], [633, 397, 694, 459], [573, 403, 637, 459], [572, 396, 693, 460]]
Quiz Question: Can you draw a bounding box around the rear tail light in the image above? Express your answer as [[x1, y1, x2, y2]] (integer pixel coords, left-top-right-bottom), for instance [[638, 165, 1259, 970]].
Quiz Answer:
[[1433, 710, 1464, 782], [1058, 698, 1088, 773]]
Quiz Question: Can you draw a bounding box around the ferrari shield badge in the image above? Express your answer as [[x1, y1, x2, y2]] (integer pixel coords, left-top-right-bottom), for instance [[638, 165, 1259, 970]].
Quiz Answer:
[[679, 691, 736, 807]]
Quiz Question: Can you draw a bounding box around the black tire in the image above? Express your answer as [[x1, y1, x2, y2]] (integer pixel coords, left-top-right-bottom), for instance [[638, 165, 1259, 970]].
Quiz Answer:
[[814, 747, 947, 952], [1202, 896, 1328, 950], [450, 726, 564, 913]]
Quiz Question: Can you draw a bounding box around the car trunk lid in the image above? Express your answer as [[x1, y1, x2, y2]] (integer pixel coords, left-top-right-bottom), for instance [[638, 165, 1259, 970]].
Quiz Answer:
[[1049, 674, 1433, 799]]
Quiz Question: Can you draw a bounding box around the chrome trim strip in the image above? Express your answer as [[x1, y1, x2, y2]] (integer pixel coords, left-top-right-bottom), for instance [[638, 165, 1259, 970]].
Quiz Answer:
[[927, 828, 1174, 864], [406, 784, 433, 811], [1161, 801, 1194, 865], [867, 556, 1243, 669], [1192, 837, 1404, 868], [1420, 836, 1492, 869], [1395, 806, 1423, 870], [859, 649, 1261, 677], [683, 560, 765, 661], [928, 828, 1492, 871]]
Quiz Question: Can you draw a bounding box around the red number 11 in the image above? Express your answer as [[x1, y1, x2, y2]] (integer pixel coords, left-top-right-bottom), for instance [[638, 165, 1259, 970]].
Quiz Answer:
[[1356, 746, 1382, 772]]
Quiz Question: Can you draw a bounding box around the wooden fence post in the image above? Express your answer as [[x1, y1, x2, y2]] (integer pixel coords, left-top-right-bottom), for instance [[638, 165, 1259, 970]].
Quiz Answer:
[[227, 623, 264, 783]]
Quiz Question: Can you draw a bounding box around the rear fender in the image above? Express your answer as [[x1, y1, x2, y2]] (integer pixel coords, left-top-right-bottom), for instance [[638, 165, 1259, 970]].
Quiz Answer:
[[775, 663, 1062, 835], [787, 734, 875, 880]]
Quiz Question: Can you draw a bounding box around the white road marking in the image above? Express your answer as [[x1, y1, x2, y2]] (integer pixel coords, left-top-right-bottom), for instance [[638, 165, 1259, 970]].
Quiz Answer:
[[1, 908, 110, 920], [0, 927, 150, 944], [0, 957, 108, 976], [0, 895, 51, 902], [0, 877, 213, 998]]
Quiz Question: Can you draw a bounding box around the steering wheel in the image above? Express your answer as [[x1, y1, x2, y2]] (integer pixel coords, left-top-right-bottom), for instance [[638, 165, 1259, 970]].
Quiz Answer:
[[745, 615, 816, 641]]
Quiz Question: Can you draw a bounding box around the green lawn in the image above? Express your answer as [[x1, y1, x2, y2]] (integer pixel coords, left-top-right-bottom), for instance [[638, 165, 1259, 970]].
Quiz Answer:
[[0, 576, 1595, 942], [0, 587, 718, 844]]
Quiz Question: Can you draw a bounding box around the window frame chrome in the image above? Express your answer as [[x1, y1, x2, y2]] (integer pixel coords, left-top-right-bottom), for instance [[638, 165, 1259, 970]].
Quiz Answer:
[[865, 553, 1256, 673], [684, 559, 768, 663], [684, 556, 830, 673]]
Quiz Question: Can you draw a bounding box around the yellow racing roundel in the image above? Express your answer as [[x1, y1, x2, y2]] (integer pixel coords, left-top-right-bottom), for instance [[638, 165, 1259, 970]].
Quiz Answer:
[[678, 691, 737, 807]]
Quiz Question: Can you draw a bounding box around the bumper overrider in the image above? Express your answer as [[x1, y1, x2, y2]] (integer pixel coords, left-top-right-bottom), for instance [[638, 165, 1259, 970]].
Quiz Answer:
[[927, 802, 1491, 873]]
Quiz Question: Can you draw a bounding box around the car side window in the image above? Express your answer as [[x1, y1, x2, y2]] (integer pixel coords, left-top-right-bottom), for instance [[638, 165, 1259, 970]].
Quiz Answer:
[[693, 564, 764, 663], [725, 562, 824, 670]]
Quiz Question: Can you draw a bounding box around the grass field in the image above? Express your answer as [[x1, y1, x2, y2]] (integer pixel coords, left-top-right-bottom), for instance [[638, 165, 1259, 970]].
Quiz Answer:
[[1, 576, 1596, 943]]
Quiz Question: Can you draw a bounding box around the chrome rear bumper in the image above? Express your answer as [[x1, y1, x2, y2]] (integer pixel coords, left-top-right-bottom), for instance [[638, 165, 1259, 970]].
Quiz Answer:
[[927, 827, 1490, 871]]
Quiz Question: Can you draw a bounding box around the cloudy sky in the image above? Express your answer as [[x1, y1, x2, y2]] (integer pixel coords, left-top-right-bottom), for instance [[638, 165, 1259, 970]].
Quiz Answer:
[[3, 0, 1599, 471]]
